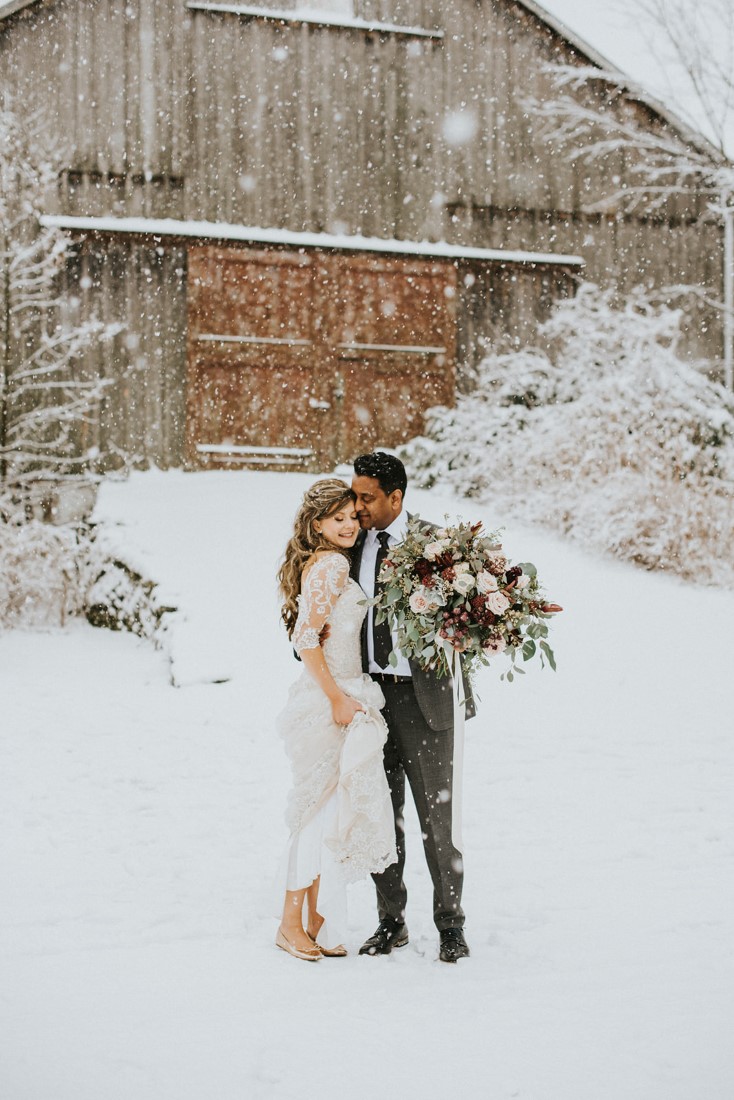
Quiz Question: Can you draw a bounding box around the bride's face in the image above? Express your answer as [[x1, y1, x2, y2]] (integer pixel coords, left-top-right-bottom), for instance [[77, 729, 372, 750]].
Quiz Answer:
[[315, 503, 360, 549]]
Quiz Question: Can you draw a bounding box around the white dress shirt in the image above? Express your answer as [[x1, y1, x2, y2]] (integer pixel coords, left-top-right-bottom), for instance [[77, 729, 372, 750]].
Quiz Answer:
[[359, 510, 412, 677]]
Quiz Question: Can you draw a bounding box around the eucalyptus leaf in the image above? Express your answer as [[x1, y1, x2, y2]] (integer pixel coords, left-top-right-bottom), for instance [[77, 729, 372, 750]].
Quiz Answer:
[[540, 640, 557, 671]]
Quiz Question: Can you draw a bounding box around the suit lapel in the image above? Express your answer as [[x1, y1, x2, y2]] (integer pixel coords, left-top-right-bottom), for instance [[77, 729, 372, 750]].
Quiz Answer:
[[350, 529, 366, 582]]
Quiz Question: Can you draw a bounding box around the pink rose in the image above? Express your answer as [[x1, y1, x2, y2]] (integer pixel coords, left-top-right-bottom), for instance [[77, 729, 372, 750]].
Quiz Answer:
[[476, 569, 499, 594], [424, 540, 450, 561], [409, 588, 431, 613], [485, 590, 510, 615], [483, 636, 506, 655]]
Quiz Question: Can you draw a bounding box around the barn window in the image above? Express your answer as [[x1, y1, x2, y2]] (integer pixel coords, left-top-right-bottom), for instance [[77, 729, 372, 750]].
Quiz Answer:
[[297, 0, 354, 13]]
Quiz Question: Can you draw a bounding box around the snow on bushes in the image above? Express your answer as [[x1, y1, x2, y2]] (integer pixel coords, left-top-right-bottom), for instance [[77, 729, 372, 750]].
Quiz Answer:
[[85, 556, 175, 639], [0, 517, 176, 636], [0, 520, 93, 628], [402, 285, 734, 587]]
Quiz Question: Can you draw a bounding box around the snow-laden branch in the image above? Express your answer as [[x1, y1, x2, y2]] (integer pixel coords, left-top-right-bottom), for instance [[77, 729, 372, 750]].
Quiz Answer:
[[1, 105, 124, 509], [529, 62, 732, 214]]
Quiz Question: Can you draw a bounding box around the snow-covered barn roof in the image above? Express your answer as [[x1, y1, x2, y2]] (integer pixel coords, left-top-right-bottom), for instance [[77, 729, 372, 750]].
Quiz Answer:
[[0, 0, 38, 17], [40, 215, 585, 267]]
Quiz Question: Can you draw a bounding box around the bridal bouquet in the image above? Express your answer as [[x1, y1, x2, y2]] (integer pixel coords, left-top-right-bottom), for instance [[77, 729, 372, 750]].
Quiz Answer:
[[373, 517, 560, 682]]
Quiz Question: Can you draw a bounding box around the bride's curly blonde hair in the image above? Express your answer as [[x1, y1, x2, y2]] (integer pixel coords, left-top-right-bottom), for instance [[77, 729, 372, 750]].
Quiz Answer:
[[278, 478, 357, 639]]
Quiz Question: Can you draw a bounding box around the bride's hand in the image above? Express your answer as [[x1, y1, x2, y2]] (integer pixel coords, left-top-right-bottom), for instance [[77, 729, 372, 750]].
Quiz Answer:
[[331, 693, 365, 727]]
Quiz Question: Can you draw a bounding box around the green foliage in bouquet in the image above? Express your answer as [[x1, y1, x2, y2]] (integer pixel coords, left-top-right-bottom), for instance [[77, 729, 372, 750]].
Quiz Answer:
[[371, 516, 558, 683]]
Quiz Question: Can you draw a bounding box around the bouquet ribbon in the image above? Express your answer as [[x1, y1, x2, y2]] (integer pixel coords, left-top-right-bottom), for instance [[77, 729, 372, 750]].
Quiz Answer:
[[440, 639, 465, 853]]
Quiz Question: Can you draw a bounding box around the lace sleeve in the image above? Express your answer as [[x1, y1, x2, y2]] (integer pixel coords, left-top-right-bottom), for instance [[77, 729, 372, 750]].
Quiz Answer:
[[292, 553, 351, 655]]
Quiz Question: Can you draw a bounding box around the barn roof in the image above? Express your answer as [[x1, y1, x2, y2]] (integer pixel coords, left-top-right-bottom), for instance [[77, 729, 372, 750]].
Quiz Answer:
[[0, 0, 721, 162], [40, 214, 585, 267], [0, 0, 38, 18]]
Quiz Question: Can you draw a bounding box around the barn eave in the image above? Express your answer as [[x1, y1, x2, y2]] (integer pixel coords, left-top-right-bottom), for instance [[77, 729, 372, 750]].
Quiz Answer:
[[0, 0, 40, 21], [40, 214, 585, 268], [186, 2, 442, 39]]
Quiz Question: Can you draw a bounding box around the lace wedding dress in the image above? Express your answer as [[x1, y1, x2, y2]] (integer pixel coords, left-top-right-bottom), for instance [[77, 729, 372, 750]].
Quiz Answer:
[[275, 552, 397, 949]]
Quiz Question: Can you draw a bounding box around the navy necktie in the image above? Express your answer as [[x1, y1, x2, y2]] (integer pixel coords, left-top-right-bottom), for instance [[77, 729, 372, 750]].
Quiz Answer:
[[373, 531, 393, 669]]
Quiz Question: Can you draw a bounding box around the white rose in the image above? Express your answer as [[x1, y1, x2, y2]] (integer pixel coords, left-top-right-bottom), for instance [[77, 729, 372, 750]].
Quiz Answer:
[[475, 569, 499, 594], [515, 574, 530, 591], [452, 572, 475, 596], [409, 588, 431, 613], [424, 540, 448, 561], [454, 561, 471, 574], [485, 590, 510, 615]]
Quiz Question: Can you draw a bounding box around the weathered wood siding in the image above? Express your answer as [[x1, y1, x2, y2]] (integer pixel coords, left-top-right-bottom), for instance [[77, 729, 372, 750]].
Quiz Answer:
[[62, 236, 188, 469], [1, 0, 719, 288]]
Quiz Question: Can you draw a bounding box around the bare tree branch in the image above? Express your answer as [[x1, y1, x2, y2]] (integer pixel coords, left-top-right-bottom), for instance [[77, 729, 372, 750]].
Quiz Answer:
[[1, 105, 122, 514]]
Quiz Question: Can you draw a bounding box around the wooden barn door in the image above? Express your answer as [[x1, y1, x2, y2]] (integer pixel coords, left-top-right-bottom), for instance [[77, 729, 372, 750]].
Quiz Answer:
[[186, 246, 456, 469], [327, 255, 456, 461], [186, 247, 333, 469]]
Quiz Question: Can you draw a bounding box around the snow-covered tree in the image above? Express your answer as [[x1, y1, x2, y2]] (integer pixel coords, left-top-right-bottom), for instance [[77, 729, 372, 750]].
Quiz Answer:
[[533, 0, 733, 211], [0, 106, 128, 628], [0, 106, 119, 520], [531, 0, 734, 386], [402, 284, 734, 587]]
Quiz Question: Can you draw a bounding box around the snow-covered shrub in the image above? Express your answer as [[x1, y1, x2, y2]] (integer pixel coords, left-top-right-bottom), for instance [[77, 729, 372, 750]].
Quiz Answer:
[[0, 518, 176, 637], [0, 520, 95, 627], [85, 557, 176, 640], [403, 285, 734, 586]]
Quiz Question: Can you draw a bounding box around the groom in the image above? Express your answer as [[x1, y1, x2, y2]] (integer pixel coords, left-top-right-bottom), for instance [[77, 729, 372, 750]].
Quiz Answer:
[[351, 452, 474, 963]]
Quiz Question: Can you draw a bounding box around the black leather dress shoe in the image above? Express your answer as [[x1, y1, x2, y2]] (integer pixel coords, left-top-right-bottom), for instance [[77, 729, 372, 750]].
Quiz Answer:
[[439, 928, 470, 963], [358, 917, 409, 955]]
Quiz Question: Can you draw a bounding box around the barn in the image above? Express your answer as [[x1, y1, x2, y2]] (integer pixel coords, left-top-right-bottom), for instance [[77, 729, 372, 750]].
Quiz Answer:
[[0, 0, 723, 473]]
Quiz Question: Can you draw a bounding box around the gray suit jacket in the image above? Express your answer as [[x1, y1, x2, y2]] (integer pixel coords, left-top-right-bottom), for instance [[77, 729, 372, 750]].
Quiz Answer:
[[351, 516, 476, 732]]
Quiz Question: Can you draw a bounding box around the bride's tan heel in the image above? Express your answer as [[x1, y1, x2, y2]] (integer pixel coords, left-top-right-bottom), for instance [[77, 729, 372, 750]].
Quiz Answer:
[[276, 926, 321, 961]]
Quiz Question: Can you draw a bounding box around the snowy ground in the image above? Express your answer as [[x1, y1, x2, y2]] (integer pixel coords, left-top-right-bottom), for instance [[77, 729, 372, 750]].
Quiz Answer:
[[1, 470, 733, 1100]]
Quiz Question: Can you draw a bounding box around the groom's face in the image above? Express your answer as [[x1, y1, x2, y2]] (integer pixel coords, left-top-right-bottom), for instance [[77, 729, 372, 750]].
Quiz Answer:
[[352, 475, 403, 531]]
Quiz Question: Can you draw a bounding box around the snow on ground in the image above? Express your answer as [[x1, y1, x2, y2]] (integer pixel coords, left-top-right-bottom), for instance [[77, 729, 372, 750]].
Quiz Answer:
[[1, 469, 733, 1100]]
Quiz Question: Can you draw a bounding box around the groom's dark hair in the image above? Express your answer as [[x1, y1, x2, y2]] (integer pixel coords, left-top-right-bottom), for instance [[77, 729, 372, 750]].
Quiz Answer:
[[353, 452, 407, 498]]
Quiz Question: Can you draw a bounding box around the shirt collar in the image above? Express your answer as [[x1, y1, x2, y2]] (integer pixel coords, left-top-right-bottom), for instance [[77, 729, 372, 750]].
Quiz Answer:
[[368, 509, 408, 545]]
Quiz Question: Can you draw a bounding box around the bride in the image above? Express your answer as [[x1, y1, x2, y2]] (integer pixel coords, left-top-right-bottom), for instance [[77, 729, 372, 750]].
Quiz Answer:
[[275, 479, 397, 961]]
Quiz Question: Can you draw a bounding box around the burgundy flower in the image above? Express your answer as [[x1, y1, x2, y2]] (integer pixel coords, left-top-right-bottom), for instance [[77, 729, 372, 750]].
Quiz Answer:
[[469, 595, 496, 627]]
